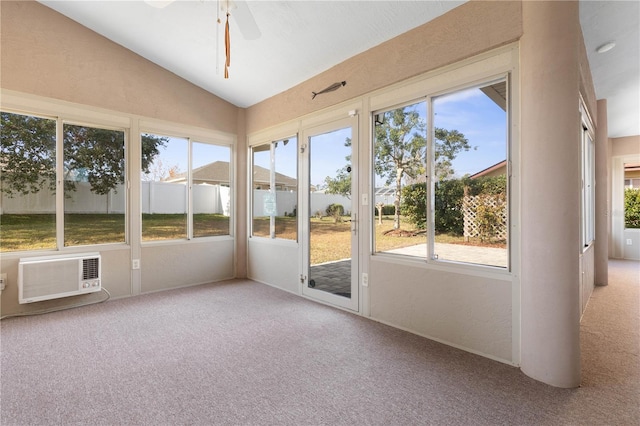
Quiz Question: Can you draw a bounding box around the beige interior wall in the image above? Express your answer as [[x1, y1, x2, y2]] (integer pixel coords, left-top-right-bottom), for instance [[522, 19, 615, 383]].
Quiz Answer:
[[246, 0, 522, 134], [520, 0, 584, 388], [0, 0, 238, 134], [595, 100, 609, 285], [0, 0, 242, 317], [611, 136, 640, 157], [0, 0, 607, 388], [245, 1, 523, 365]]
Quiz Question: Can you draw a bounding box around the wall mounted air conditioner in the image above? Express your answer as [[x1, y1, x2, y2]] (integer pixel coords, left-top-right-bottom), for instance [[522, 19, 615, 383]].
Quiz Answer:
[[18, 253, 101, 304]]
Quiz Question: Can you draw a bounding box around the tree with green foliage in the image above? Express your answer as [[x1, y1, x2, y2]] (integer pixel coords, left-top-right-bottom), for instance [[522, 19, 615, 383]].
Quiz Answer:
[[625, 187, 640, 228], [375, 108, 426, 229], [375, 107, 470, 230], [323, 137, 352, 199], [0, 112, 167, 197], [0, 113, 56, 197], [433, 128, 473, 181]]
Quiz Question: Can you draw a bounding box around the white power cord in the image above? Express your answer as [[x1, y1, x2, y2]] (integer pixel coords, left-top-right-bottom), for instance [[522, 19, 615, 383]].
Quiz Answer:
[[0, 288, 111, 320]]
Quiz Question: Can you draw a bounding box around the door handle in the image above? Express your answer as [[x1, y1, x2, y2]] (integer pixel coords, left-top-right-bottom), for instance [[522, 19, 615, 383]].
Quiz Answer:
[[351, 213, 357, 234]]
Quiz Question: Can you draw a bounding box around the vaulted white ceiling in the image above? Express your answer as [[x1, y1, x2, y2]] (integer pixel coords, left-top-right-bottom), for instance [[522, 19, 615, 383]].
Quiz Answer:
[[38, 0, 639, 138]]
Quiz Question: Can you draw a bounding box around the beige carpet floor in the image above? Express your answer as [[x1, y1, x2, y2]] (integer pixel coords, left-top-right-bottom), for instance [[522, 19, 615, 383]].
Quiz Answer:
[[1, 259, 638, 425]]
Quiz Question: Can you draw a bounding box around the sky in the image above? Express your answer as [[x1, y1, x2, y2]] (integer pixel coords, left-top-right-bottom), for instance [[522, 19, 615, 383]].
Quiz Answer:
[[433, 85, 507, 177], [149, 83, 506, 188]]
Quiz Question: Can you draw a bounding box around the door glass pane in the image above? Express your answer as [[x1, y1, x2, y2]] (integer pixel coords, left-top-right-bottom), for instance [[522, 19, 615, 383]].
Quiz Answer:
[[63, 124, 126, 247], [141, 134, 187, 241], [308, 128, 352, 298], [192, 142, 231, 237], [432, 80, 508, 268], [0, 112, 57, 252]]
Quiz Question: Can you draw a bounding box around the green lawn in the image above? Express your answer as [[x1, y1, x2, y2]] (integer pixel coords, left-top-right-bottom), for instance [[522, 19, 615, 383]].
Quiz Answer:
[[0, 214, 230, 252], [1, 214, 496, 263], [252, 215, 430, 264]]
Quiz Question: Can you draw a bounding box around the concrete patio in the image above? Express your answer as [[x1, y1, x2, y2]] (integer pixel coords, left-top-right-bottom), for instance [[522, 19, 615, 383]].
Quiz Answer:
[[309, 243, 508, 297]]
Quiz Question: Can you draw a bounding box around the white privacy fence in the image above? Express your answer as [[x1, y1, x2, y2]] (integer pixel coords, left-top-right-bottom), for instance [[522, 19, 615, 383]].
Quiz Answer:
[[252, 190, 352, 217], [3, 183, 371, 217], [1, 181, 230, 216]]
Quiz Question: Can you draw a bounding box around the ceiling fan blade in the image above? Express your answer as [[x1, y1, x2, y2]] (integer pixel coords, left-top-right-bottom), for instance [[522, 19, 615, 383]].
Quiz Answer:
[[144, 0, 176, 8], [233, 1, 261, 40]]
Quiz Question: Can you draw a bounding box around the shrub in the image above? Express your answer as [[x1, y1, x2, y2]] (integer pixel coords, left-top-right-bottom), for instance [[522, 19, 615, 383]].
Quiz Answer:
[[401, 183, 427, 229], [466, 174, 507, 196], [474, 193, 506, 242], [434, 179, 465, 235], [373, 204, 395, 216], [401, 175, 506, 236], [401, 181, 466, 233], [625, 188, 640, 228], [326, 203, 344, 223]]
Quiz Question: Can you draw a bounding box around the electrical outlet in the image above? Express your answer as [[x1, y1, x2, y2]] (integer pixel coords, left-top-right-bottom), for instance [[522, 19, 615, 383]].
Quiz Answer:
[[0, 273, 7, 291], [626, 239, 633, 246], [362, 272, 368, 287], [132, 259, 140, 270]]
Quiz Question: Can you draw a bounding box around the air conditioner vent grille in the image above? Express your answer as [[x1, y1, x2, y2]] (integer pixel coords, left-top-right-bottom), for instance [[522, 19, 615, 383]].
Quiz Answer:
[[82, 257, 100, 280]]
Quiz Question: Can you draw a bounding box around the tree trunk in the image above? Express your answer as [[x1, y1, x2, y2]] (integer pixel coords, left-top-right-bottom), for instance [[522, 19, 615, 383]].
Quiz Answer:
[[376, 203, 383, 225], [394, 172, 402, 229]]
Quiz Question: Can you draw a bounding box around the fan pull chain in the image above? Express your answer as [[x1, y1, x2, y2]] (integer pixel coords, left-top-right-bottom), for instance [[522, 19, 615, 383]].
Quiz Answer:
[[224, 11, 230, 78], [216, 0, 220, 76]]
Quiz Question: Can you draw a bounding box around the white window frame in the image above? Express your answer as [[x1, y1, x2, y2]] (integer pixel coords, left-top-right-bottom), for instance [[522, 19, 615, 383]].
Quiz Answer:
[[580, 98, 595, 249], [1, 103, 130, 253], [139, 122, 235, 244], [249, 134, 299, 241], [368, 45, 518, 275]]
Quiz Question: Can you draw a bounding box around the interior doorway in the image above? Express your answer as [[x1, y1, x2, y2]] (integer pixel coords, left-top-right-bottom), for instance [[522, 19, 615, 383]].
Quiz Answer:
[[612, 154, 640, 260]]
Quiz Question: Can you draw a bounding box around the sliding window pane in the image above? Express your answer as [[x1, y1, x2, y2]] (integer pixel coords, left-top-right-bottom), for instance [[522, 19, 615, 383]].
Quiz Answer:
[[373, 101, 427, 257], [0, 112, 57, 252], [63, 124, 126, 246], [192, 142, 231, 237], [432, 80, 508, 268], [252, 144, 271, 238], [141, 134, 187, 241], [274, 137, 297, 241], [251, 137, 297, 240]]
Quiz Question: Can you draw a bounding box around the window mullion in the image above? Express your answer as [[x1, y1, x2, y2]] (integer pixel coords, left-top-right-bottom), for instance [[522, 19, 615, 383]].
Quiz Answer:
[[426, 97, 436, 261], [187, 139, 193, 240], [56, 118, 64, 250], [270, 141, 276, 239]]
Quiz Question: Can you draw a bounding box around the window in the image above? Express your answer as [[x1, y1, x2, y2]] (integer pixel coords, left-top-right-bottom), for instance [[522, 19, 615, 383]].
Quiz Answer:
[[192, 142, 232, 238], [0, 111, 127, 252], [373, 78, 509, 269], [580, 101, 595, 247], [63, 124, 126, 246], [141, 133, 231, 241], [251, 136, 298, 240], [1, 112, 57, 252]]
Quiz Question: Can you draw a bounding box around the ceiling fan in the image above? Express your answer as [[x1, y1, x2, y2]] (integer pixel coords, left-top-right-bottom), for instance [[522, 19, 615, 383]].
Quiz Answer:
[[145, 0, 261, 78]]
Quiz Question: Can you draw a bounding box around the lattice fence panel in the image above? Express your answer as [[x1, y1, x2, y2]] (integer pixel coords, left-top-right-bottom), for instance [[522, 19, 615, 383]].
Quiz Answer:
[[463, 194, 507, 241]]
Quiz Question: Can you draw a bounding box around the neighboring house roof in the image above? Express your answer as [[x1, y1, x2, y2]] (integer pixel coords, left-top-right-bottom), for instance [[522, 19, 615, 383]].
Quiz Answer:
[[166, 161, 297, 189], [625, 163, 640, 177], [251, 165, 297, 189], [469, 160, 507, 179]]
